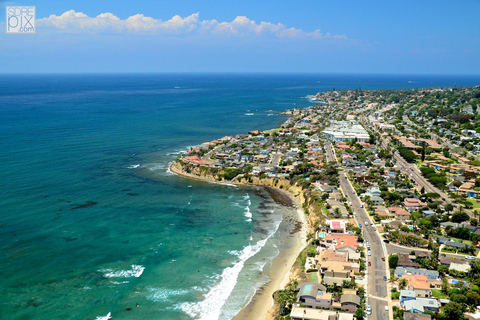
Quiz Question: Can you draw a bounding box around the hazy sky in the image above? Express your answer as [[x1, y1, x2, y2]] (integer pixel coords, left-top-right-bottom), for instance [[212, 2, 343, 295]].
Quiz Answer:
[[1, 1, 479, 74]]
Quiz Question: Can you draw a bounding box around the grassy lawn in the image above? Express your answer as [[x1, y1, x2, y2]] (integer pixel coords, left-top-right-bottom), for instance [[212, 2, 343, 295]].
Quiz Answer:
[[431, 289, 446, 299], [307, 272, 319, 283], [471, 199, 480, 210], [322, 208, 330, 215], [450, 237, 473, 245]]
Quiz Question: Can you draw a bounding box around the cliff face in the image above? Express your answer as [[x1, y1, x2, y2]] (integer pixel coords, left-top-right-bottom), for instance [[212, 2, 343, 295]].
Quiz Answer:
[[172, 160, 324, 234]]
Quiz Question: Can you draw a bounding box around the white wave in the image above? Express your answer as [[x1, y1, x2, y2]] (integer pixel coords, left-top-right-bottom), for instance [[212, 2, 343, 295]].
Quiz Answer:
[[228, 250, 241, 257], [244, 195, 252, 221], [180, 222, 281, 320], [95, 312, 111, 320], [147, 287, 191, 302], [101, 265, 145, 278], [148, 164, 165, 171], [166, 150, 184, 156], [245, 206, 252, 222], [127, 164, 140, 169], [244, 113, 254, 116], [187, 185, 192, 188]]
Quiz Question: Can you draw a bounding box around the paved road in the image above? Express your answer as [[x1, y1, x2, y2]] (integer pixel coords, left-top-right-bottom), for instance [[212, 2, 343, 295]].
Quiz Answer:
[[325, 141, 337, 163], [270, 152, 282, 167], [339, 172, 391, 320], [392, 149, 475, 218]]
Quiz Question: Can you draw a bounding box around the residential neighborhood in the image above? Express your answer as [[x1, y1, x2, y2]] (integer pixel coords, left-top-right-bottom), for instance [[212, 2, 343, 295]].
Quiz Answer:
[[173, 85, 480, 320]]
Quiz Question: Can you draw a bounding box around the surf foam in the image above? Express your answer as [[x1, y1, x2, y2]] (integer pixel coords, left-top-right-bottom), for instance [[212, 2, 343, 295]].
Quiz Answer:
[[180, 219, 281, 320], [100, 265, 145, 278]]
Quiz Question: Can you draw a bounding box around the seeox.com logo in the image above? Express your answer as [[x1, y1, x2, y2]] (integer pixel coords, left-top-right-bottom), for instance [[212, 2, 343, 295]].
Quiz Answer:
[[6, 6, 36, 34]]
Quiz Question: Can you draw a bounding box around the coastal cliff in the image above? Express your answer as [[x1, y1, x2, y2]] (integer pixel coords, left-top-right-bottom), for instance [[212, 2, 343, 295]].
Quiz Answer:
[[170, 160, 323, 234]]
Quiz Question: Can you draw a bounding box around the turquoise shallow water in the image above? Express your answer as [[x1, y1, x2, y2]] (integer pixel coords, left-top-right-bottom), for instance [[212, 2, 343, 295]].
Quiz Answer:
[[1, 73, 479, 320]]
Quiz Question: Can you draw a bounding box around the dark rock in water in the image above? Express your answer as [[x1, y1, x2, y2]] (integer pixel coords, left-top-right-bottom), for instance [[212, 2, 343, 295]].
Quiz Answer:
[[71, 201, 98, 210], [64, 237, 77, 242], [127, 193, 138, 196]]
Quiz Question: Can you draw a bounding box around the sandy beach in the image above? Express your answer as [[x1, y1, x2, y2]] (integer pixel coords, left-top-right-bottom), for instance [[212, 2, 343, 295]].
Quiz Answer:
[[232, 186, 308, 320], [169, 162, 309, 320]]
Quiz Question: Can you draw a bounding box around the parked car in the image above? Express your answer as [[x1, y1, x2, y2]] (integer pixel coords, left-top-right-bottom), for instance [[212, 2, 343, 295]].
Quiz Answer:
[[365, 222, 369, 226], [368, 251, 372, 256], [466, 256, 476, 260], [368, 262, 371, 266], [382, 257, 385, 261], [383, 276, 387, 281]]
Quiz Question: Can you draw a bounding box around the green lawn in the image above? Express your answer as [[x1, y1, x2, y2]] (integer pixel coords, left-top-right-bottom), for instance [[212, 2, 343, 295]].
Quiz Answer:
[[450, 238, 473, 245], [431, 289, 446, 299], [307, 272, 319, 283], [471, 199, 480, 210]]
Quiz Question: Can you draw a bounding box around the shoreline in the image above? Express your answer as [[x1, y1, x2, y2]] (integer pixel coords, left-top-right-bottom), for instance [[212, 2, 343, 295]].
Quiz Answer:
[[169, 162, 309, 320]]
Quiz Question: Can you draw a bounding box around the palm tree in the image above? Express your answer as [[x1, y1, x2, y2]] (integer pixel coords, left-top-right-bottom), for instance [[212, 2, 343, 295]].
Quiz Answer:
[[398, 278, 408, 290]]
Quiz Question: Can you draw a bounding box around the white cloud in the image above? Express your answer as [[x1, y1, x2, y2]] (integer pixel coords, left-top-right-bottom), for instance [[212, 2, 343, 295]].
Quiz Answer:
[[37, 10, 347, 40]]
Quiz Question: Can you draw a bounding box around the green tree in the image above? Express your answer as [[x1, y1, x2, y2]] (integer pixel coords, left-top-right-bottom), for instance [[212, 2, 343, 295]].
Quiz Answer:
[[398, 278, 407, 290], [389, 254, 399, 269], [445, 203, 454, 213], [443, 302, 465, 320], [452, 211, 470, 223], [442, 276, 449, 294]]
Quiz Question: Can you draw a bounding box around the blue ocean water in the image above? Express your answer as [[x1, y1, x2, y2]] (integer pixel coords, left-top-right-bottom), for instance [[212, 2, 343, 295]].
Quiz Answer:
[[0, 73, 479, 320]]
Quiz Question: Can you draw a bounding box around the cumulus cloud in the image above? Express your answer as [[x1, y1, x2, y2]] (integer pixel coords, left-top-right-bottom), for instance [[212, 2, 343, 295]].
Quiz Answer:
[[37, 10, 347, 39]]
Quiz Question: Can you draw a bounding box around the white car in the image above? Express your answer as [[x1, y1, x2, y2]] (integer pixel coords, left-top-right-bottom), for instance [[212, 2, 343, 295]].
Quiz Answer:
[[368, 251, 372, 256], [466, 256, 476, 260], [385, 306, 389, 311]]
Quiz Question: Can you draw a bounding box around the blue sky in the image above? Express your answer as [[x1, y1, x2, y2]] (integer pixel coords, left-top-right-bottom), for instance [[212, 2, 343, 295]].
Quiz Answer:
[[1, 1, 479, 74]]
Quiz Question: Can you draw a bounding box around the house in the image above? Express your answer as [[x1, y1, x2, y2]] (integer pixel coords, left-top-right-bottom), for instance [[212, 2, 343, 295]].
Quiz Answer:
[[403, 298, 439, 313], [403, 198, 427, 212], [422, 210, 436, 218], [398, 253, 420, 268], [436, 236, 450, 244], [316, 249, 348, 263], [439, 256, 467, 267], [395, 267, 439, 279], [389, 206, 411, 221], [290, 306, 354, 320], [296, 283, 332, 309], [323, 234, 359, 253], [319, 260, 358, 279], [414, 251, 430, 260], [404, 312, 432, 320], [440, 222, 458, 230], [444, 241, 466, 250], [370, 195, 385, 205], [457, 180, 479, 198], [402, 274, 431, 298], [400, 290, 416, 305], [340, 294, 361, 312], [365, 186, 381, 196]]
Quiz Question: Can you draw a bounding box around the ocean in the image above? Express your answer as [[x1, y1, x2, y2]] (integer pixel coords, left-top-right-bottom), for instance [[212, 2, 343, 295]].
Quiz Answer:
[[1, 73, 479, 320]]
